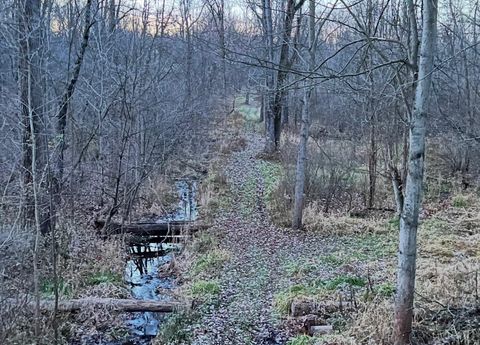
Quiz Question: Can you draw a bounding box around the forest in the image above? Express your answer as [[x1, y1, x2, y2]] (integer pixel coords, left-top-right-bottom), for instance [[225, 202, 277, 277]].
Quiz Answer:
[[0, 0, 479, 344]]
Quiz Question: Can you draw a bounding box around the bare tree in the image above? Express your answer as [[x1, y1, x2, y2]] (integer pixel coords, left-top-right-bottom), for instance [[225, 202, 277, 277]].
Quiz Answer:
[[292, 0, 315, 229], [394, 0, 438, 343], [19, 0, 49, 235]]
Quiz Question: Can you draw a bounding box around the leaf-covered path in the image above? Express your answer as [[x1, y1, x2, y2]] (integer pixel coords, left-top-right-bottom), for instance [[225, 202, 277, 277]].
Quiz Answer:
[[189, 132, 335, 345]]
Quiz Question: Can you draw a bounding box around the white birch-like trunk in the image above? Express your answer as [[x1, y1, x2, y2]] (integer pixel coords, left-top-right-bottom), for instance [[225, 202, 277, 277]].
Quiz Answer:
[[394, 0, 438, 343]]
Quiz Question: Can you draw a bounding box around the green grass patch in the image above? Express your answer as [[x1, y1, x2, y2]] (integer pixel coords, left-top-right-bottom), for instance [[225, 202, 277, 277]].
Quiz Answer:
[[192, 249, 230, 276], [421, 218, 449, 235], [275, 274, 367, 315], [287, 335, 315, 345], [374, 282, 396, 297], [387, 216, 400, 230], [86, 270, 122, 286], [157, 311, 197, 345], [190, 280, 220, 299], [284, 261, 317, 277], [341, 233, 397, 261], [319, 254, 345, 268], [283, 257, 328, 278], [320, 275, 366, 290], [41, 278, 73, 298], [191, 233, 218, 254], [452, 195, 469, 208], [237, 103, 260, 122], [274, 283, 325, 315], [258, 160, 283, 198]]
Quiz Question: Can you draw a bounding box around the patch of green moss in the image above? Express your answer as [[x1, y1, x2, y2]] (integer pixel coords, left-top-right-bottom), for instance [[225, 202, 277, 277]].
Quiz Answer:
[[258, 160, 283, 198]]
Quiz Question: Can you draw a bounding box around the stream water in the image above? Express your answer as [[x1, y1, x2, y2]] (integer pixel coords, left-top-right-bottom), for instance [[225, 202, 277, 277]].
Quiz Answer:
[[112, 180, 197, 345]]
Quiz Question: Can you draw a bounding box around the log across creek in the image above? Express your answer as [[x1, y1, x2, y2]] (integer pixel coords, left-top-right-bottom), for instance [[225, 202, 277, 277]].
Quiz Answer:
[[95, 219, 209, 237]]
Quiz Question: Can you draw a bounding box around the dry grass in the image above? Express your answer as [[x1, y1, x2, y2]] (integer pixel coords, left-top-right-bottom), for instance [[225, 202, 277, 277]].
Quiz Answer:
[[0, 220, 128, 345], [350, 193, 480, 344], [346, 299, 395, 345], [278, 190, 480, 344], [219, 135, 247, 155], [140, 175, 178, 217], [197, 158, 230, 223], [303, 202, 389, 236]]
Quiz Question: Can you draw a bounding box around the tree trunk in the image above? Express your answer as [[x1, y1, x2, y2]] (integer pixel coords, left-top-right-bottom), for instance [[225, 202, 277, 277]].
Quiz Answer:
[[292, 0, 315, 229], [394, 0, 438, 343], [19, 0, 49, 235], [292, 86, 310, 229], [368, 113, 377, 209], [11, 298, 183, 313], [53, 0, 93, 217], [262, 0, 275, 153], [270, 0, 306, 150], [19, 1, 46, 340]]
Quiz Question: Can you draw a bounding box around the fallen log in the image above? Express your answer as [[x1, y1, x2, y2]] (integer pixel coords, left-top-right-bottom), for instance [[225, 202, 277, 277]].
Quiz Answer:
[[10, 298, 184, 313], [290, 299, 355, 317], [95, 220, 209, 236]]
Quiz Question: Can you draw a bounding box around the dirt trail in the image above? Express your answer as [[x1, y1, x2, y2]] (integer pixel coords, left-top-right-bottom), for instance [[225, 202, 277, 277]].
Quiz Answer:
[[190, 132, 334, 345]]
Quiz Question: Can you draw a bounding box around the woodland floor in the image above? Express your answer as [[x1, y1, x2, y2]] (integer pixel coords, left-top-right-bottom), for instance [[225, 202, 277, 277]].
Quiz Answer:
[[185, 132, 336, 345], [155, 114, 372, 345], [157, 109, 480, 345]]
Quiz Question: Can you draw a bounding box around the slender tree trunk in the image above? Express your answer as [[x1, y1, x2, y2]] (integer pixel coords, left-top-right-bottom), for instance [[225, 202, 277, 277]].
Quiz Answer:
[[270, 0, 306, 150], [19, 0, 49, 235], [394, 0, 438, 343], [292, 86, 310, 228], [108, 0, 116, 32], [292, 0, 315, 229], [19, 1, 44, 339], [368, 112, 377, 209], [53, 0, 92, 212], [262, 0, 276, 153], [218, 0, 227, 101]]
